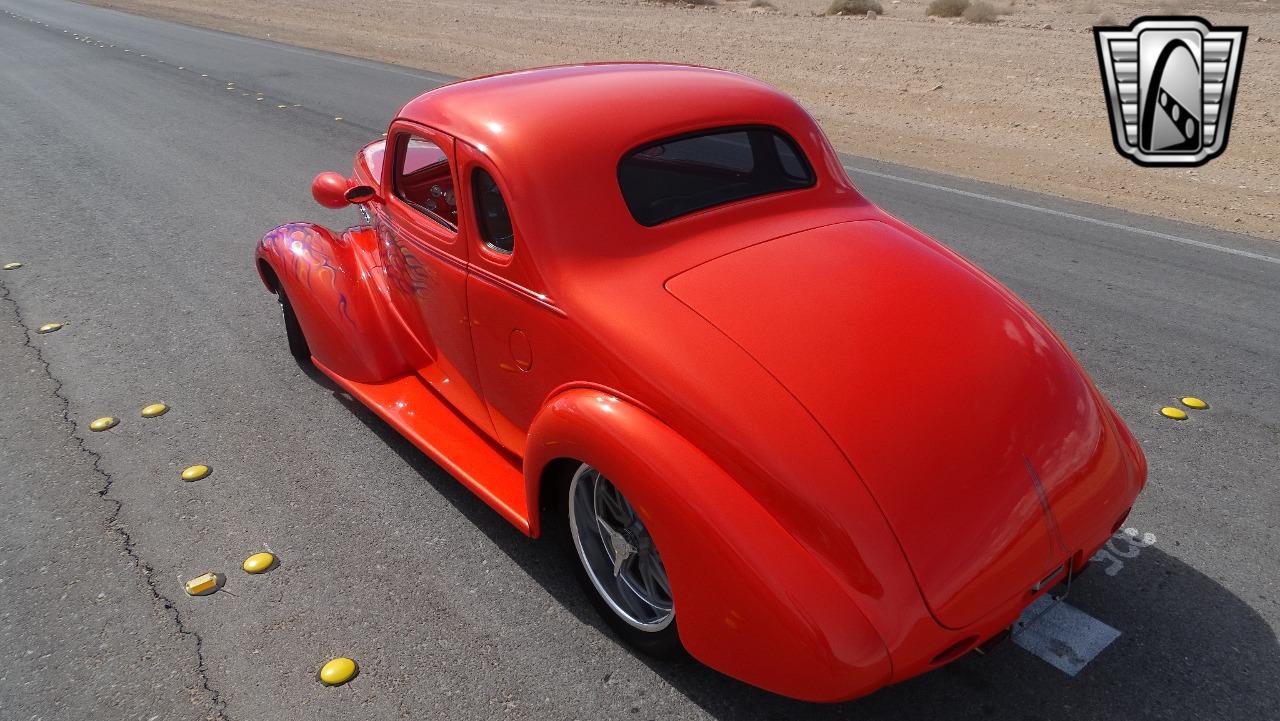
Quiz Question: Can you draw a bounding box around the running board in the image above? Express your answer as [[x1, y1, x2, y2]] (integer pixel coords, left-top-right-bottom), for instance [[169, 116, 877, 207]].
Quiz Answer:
[[313, 359, 531, 534]]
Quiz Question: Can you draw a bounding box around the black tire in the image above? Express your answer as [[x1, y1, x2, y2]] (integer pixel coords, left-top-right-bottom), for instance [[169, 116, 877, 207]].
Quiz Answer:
[[546, 463, 683, 658], [277, 287, 311, 363]]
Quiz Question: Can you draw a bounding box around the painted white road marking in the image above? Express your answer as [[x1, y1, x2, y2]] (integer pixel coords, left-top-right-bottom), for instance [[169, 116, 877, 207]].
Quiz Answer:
[[1092, 526, 1157, 576], [1013, 596, 1122, 676], [847, 165, 1280, 266]]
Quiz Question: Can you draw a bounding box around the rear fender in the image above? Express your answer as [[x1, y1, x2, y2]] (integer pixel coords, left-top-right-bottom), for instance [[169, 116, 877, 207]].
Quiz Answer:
[[525, 389, 892, 702], [256, 222, 407, 382]]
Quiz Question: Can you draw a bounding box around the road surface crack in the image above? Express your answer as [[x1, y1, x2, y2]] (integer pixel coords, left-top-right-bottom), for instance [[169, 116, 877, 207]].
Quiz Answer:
[[0, 279, 231, 721]]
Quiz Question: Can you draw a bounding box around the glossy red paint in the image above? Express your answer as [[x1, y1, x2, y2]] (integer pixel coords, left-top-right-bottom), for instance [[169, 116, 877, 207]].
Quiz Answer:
[[254, 64, 1145, 702], [311, 171, 353, 209]]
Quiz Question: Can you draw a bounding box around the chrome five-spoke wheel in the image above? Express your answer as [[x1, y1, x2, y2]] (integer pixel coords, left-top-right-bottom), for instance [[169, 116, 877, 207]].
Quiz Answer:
[[568, 464, 674, 633]]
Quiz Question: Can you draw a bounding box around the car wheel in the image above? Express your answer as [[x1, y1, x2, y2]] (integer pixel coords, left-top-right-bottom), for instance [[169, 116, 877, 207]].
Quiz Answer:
[[276, 287, 311, 363], [561, 462, 681, 657]]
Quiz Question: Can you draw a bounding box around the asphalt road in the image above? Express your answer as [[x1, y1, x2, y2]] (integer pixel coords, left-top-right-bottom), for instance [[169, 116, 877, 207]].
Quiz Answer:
[[0, 1, 1276, 719]]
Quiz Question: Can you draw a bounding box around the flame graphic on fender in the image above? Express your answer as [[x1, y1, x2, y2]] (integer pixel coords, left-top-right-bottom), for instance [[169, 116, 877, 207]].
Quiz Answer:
[[260, 223, 356, 327]]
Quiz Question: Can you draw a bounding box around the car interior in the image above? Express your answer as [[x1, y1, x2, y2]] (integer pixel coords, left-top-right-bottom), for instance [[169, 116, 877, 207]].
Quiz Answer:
[[396, 135, 458, 228]]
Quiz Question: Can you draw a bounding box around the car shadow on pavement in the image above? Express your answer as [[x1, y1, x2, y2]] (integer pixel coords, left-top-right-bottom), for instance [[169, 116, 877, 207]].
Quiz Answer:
[[328, 387, 1277, 721], [659, 544, 1279, 721]]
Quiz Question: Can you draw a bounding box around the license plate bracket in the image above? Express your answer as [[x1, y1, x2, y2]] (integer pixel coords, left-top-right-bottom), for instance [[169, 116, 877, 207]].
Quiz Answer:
[[1012, 559, 1074, 637]]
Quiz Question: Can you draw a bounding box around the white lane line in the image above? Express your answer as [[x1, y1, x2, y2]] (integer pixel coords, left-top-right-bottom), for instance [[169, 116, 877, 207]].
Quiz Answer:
[[1012, 596, 1121, 676], [847, 165, 1280, 266]]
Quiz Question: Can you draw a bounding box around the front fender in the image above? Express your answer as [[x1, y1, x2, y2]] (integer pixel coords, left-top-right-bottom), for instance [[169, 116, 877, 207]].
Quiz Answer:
[[256, 222, 407, 382], [525, 389, 892, 702]]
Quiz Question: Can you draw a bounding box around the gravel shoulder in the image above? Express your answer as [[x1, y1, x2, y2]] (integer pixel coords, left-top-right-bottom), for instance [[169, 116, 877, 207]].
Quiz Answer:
[[79, 0, 1280, 240]]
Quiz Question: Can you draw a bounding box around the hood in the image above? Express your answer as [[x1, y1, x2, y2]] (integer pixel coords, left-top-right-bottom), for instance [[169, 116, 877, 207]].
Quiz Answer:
[[666, 220, 1140, 629]]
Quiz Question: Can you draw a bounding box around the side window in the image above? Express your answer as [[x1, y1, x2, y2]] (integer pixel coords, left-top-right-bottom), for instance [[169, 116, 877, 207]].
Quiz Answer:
[[394, 134, 458, 230], [472, 168, 515, 254]]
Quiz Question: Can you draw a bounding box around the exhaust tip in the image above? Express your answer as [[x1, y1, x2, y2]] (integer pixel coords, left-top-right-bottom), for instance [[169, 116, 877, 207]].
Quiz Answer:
[[974, 628, 1012, 656], [930, 636, 979, 666]]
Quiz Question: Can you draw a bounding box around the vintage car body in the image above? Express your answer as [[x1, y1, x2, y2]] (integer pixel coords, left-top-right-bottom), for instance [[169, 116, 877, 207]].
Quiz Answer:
[[255, 64, 1146, 702]]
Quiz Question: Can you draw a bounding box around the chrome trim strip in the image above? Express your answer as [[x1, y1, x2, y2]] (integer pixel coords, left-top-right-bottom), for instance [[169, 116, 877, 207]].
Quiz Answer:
[[468, 265, 566, 318]]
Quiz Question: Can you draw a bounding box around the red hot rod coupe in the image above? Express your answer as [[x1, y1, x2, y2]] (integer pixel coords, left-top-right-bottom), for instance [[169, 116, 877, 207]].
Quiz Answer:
[[255, 64, 1146, 702]]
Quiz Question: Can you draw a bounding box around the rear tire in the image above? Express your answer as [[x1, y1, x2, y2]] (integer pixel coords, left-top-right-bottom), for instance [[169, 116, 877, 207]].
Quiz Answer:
[[549, 462, 683, 658], [276, 287, 311, 363]]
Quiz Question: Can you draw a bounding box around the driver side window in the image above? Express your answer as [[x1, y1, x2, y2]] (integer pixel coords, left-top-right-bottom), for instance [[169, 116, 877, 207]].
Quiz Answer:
[[394, 134, 458, 230]]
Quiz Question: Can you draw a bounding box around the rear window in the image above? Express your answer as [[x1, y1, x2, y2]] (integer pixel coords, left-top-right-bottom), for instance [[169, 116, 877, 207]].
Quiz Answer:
[[617, 126, 815, 227]]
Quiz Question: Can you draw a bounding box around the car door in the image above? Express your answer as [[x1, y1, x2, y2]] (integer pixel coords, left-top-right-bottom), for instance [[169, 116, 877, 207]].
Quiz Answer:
[[456, 142, 578, 456], [377, 122, 495, 437]]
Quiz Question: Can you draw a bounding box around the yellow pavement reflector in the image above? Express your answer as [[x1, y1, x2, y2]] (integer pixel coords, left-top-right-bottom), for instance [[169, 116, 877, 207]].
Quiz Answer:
[[37, 322, 63, 334], [318, 657, 357, 686], [334, 117, 343, 121], [1180, 396, 1209, 410], [181, 464, 211, 482], [89, 416, 118, 432], [184, 572, 221, 596], [242, 552, 275, 574], [1159, 406, 1188, 420], [141, 402, 169, 418], [3, 262, 21, 270]]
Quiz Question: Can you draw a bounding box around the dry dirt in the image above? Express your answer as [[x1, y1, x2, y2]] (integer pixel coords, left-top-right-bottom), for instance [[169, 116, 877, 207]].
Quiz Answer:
[[83, 0, 1280, 239]]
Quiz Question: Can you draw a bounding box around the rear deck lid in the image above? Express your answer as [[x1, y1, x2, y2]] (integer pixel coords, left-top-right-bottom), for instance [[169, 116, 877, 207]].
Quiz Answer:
[[667, 220, 1106, 628]]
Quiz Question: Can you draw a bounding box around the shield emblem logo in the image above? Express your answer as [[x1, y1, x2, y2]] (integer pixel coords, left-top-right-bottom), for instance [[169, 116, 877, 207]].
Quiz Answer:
[[1095, 16, 1247, 167]]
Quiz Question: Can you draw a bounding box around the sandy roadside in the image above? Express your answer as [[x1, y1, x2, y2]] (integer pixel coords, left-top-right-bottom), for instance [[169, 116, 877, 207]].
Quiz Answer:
[[81, 0, 1279, 240]]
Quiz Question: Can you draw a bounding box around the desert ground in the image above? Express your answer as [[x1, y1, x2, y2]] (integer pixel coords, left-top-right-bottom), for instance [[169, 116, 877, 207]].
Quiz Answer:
[[82, 0, 1279, 239]]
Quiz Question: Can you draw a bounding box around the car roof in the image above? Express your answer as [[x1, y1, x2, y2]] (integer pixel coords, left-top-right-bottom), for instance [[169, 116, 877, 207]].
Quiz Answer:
[[391, 63, 866, 278], [396, 63, 805, 169]]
